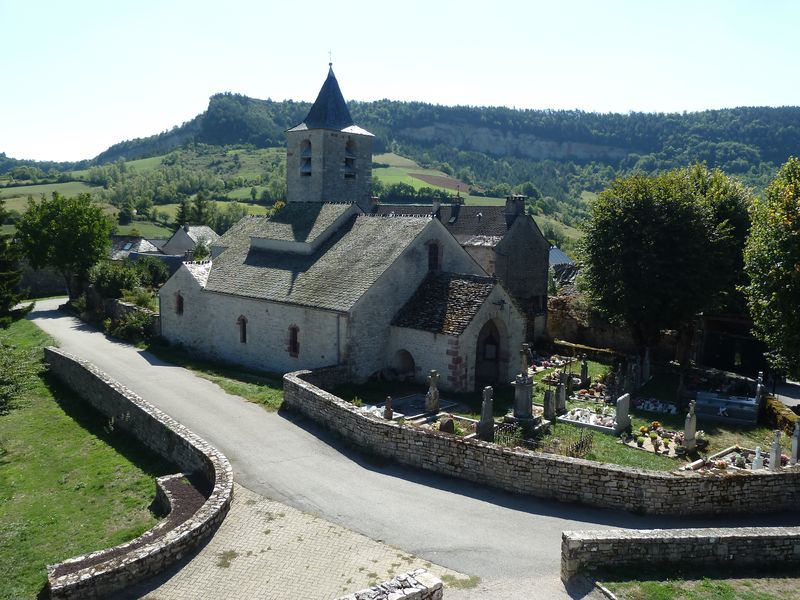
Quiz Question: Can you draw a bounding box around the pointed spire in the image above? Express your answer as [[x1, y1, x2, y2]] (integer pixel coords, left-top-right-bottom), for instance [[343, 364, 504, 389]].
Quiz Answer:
[[302, 64, 354, 131]]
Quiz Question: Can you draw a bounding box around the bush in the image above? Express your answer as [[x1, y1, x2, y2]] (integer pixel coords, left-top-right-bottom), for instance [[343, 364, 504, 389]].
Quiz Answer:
[[122, 287, 157, 311], [0, 344, 39, 413], [135, 256, 169, 288], [105, 310, 153, 343], [90, 261, 142, 298]]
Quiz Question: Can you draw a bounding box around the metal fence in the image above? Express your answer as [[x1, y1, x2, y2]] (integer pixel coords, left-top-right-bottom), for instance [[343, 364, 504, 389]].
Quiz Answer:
[[494, 423, 594, 458]]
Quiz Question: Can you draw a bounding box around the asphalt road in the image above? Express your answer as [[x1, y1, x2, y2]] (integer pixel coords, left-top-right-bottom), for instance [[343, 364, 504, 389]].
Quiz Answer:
[[29, 299, 800, 599]]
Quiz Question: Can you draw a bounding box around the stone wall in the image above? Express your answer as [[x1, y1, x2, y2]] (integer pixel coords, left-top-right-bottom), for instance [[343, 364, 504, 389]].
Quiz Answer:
[[336, 569, 443, 600], [561, 526, 800, 582], [105, 298, 160, 337], [284, 370, 800, 516], [764, 395, 798, 436], [44, 347, 234, 599]]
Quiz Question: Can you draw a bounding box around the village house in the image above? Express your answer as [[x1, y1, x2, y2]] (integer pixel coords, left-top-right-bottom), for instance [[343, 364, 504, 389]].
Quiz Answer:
[[158, 65, 528, 391]]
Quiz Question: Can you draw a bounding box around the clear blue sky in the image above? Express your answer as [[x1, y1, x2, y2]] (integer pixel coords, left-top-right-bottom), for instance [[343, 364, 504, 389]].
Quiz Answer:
[[1, 0, 798, 162]]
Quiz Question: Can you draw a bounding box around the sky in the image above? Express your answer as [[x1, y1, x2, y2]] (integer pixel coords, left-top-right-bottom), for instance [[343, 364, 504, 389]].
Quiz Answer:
[[1, 0, 799, 162]]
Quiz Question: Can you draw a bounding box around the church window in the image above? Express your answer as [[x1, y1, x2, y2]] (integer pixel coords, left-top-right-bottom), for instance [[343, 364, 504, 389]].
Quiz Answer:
[[428, 242, 440, 271], [237, 315, 247, 343], [288, 325, 299, 357], [344, 140, 356, 179], [176, 293, 184, 315], [300, 140, 312, 176]]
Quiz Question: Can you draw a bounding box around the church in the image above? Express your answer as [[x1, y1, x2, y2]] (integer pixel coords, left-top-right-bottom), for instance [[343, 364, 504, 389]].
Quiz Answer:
[[158, 66, 549, 392]]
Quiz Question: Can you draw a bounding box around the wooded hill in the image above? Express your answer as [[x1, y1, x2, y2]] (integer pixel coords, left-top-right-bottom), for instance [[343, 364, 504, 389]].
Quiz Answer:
[[3, 94, 800, 228]]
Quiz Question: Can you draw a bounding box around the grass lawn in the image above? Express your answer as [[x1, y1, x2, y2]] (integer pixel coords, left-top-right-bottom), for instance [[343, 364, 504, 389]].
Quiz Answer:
[[115, 220, 175, 238], [0, 181, 100, 208], [145, 342, 284, 411], [601, 566, 800, 600], [0, 319, 174, 598]]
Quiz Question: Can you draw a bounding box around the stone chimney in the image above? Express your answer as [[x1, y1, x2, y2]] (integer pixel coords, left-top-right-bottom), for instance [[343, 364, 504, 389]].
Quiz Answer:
[[505, 194, 527, 226], [432, 199, 441, 215], [183, 223, 191, 232]]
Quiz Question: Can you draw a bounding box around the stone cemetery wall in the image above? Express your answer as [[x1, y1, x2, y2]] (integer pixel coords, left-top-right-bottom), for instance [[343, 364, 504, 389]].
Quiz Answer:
[[284, 369, 800, 516], [764, 395, 798, 436], [561, 526, 800, 582], [106, 298, 160, 337], [44, 347, 234, 599], [335, 569, 443, 600]]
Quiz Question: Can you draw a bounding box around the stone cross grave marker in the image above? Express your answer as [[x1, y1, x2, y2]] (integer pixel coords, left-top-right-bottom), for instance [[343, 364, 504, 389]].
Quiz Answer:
[[478, 386, 495, 442], [580, 354, 589, 388], [684, 400, 697, 452], [425, 370, 440, 413], [792, 423, 800, 466], [613, 393, 631, 434], [770, 430, 782, 471]]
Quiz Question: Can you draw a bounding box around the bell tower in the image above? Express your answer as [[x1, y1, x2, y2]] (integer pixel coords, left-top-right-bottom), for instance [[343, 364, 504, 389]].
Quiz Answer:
[[286, 64, 374, 208]]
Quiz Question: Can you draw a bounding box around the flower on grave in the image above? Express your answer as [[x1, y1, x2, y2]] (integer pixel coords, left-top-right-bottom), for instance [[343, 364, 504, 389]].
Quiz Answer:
[[674, 432, 685, 445], [639, 425, 649, 434], [651, 421, 662, 429], [734, 454, 747, 468], [781, 453, 790, 466], [636, 436, 645, 447], [652, 438, 662, 449], [649, 431, 659, 440], [715, 460, 727, 470]]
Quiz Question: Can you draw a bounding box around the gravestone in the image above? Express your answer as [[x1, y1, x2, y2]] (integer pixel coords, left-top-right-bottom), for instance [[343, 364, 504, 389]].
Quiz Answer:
[[477, 386, 495, 442], [792, 423, 800, 466], [556, 382, 567, 415], [543, 389, 556, 421], [520, 345, 531, 380], [642, 348, 651, 384], [613, 393, 631, 434], [770, 430, 782, 471], [425, 370, 440, 413], [752, 446, 764, 470], [513, 373, 534, 420], [383, 396, 393, 420], [756, 371, 765, 404], [580, 354, 589, 388], [439, 415, 455, 434], [684, 400, 697, 452]]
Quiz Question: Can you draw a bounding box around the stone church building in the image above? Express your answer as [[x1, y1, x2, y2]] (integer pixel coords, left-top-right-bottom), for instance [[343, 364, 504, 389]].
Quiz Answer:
[[159, 66, 538, 391]]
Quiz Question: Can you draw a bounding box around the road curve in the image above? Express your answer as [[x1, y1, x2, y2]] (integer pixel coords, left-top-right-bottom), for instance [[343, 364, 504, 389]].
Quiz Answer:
[[29, 299, 800, 599]]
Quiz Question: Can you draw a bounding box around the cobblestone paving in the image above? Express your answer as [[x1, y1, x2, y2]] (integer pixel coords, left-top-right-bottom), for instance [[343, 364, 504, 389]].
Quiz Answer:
[[124, 483, 470, 600]]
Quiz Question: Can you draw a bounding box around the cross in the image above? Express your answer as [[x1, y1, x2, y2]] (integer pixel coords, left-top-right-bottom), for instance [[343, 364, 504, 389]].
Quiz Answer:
[[328, 50, 332, 66]]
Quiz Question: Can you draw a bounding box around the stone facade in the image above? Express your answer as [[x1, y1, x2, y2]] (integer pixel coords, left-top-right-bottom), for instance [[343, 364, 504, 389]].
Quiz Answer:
[[336, 569, 443, 600], [561, 526, 800, 582], [287, 127, 373, 207], [44, 347, 234, 599], [284, 369, 800, 516]]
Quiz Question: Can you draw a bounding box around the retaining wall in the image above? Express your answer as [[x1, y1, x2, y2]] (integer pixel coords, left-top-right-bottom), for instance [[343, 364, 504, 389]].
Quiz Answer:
[[561, 526, 800, 581], [336, 569, 443, 600], [44, 347, 234, 599], [284, 370, 800, 516]]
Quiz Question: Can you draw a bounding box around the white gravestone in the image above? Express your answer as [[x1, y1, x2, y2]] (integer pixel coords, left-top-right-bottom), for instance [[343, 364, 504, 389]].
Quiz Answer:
[[614, 393, 631, 434], [752, 446, 764, 470], [684, 400, 697, 452]]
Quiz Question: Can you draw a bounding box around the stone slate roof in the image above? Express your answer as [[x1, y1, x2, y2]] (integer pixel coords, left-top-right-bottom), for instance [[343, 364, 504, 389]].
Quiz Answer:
[[184, 261, 212, 287], [374, 204, 511, 241], [205, 214, 432, 311], [184, 225, 219, 244], [288, 65, 354, 131], [109, 235, 160, 260], [235, 202, 353, 243], [549, 246, 575, 267], [392, 272, 496, 336]]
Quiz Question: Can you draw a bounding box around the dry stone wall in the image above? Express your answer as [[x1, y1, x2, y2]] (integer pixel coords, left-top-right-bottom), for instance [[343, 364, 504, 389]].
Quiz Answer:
[[336, 569, 443, 600], [561, 526, 800, 581], [44, 347, 234, 599], [284, 370, 800, 516]]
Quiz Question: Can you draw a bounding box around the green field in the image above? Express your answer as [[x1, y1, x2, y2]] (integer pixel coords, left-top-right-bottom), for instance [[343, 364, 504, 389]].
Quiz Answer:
[[0, 181, 100, 210], [0, 319, 172, 598], [115, 221, 175, 238]]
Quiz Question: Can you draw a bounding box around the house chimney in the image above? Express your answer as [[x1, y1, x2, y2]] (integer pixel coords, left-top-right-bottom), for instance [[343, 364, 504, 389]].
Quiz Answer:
[[432, 199, 441, 215], [505, 194, 527, 226], [183, 223, 190, 232]]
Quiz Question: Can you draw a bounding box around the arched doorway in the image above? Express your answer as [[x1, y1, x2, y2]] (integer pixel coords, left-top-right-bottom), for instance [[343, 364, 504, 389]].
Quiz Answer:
[[391, 349, 416, 380], [475, 319, 508, 388]]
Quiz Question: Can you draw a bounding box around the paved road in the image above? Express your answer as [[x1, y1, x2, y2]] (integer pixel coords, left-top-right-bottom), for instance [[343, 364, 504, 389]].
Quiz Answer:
[[29, 299, 800, 599]]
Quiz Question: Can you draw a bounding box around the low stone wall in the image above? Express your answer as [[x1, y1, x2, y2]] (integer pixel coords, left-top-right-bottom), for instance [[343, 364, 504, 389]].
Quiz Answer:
[[44, 347, 234, 599], [764, 395, 798, 436], [336, 569, 443, 600], [284, 370, 800, 516], [561, 526, 800, 582]]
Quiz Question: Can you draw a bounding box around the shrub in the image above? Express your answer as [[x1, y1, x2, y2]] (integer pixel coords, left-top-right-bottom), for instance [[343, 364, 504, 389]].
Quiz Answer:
[[135, 256, 169, 288], [90, 261, 142, 298], [0, 344, 39, 413], [122, 287, 157, 311], [106, 310, 152, 343]]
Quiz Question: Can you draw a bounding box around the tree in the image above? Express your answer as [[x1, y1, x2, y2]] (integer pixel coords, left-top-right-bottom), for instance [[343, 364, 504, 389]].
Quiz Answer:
[[0, 200, 32, 328], [743, 157, 800, 378], [174, 198, 190, 229], [16, 192, 113, 299], [580, 165, 750, 356]]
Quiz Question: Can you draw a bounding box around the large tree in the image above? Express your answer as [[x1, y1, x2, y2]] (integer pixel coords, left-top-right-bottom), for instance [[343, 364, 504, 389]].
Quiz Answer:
[[580, 165, 750, 355], [0, 200, 32, 328], [743, 157, 800, 378], [16, 192, 113, 299]]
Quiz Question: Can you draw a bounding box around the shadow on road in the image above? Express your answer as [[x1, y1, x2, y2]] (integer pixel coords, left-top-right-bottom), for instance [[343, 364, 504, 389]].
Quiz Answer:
[[278, 408, 800, 532]]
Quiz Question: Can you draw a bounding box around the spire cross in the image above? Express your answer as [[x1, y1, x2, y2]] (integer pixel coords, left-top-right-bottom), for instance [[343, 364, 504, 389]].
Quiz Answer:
[[328, 50, 332, 66]]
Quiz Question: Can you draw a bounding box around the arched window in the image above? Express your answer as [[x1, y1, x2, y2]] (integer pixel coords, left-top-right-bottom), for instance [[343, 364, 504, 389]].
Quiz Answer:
[[428, 241, 440, 271], [300, 140, 312, 177], [237, 315, 247, 343], [288, 325, 299, 357], [176, 293, 184, 315], [344, 140, 356, 179]]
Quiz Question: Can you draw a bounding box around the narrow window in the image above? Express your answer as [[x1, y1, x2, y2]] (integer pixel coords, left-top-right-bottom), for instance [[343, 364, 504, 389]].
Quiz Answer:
[[428, 242, 440, 271], [237, 315, 247, 343], [176, 293, 184, 315], [288, 325, 299, 357], [344, 140, 356, 179], [300, 140, 312, 177]]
